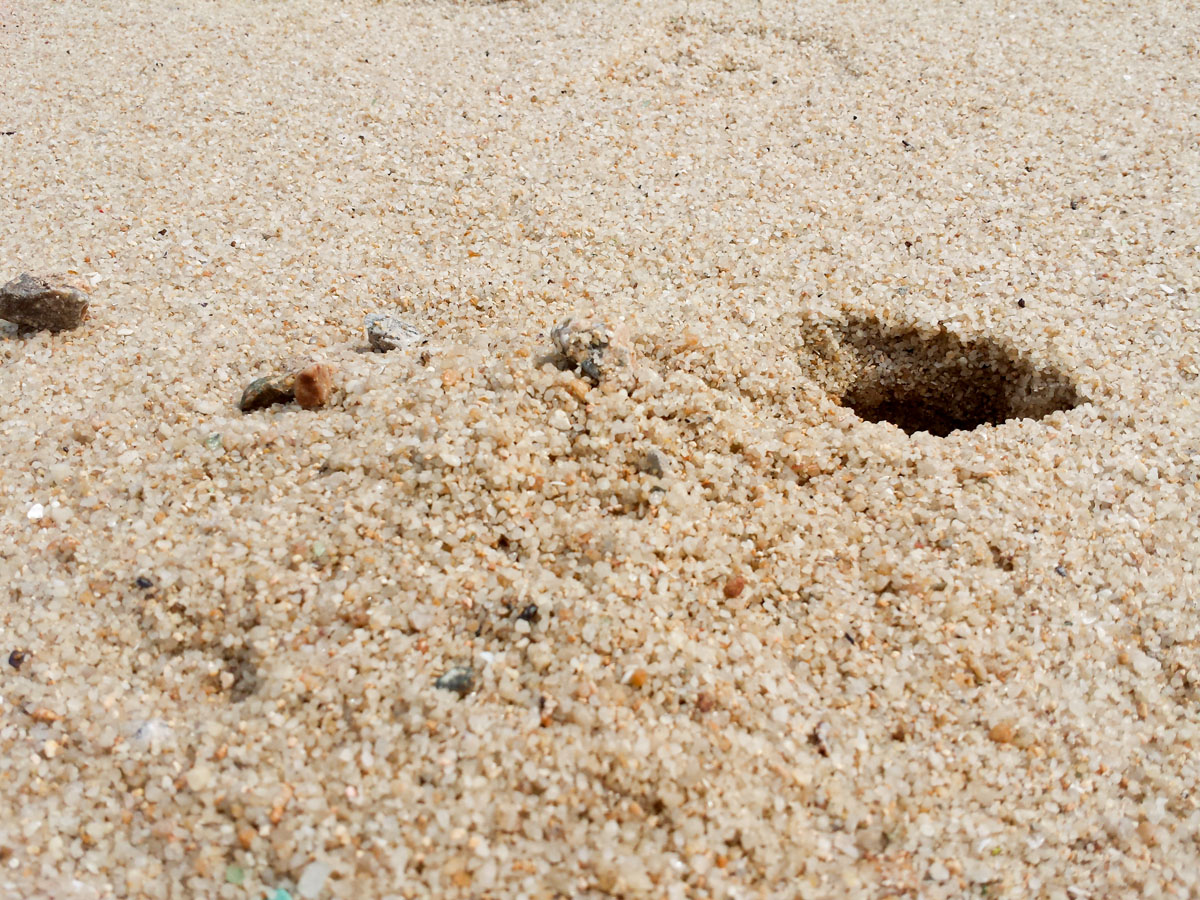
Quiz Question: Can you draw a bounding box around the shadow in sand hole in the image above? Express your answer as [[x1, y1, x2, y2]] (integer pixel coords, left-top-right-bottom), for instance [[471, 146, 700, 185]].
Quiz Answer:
[[834, 318, 1084, 437]]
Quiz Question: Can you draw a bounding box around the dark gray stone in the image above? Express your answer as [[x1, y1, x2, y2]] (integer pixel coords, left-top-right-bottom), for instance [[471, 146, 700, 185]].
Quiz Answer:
[[638, 450, 667, 478], [238, 373, 296, 412], [435, 665, 475, 696]]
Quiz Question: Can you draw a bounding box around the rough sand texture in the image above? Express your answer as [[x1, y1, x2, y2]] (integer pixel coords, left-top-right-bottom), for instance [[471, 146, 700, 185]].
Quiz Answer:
[[2, 0, 1200, 897]]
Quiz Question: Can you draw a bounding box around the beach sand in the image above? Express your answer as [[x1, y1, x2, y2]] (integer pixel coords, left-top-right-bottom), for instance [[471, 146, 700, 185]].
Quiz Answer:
[[1, 0, 1199, 896]]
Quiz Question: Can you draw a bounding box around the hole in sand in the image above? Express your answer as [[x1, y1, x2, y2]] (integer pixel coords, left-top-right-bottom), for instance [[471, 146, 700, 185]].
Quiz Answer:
[[833, 318, 1083, 436]]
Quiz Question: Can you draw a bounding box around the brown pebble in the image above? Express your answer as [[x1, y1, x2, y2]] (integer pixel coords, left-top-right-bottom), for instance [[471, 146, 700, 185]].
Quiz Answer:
[[30, 707, 61, 723], [695, 691, 715, 713], [723, 576, 746, 599], [0, 273, 90, 332], [237, 827, 256, 850], [629, 668, 648, 689], [293, 361, 333, 409], [988, 721, 1015, 744]]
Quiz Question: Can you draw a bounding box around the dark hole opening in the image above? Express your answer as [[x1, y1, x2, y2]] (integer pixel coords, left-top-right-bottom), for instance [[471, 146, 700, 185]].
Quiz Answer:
[[834, 318, 1084, 437]]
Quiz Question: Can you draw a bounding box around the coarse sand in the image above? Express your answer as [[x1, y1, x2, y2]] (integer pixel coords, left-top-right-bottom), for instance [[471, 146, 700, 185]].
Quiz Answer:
[[2, 0, 1199, 897]]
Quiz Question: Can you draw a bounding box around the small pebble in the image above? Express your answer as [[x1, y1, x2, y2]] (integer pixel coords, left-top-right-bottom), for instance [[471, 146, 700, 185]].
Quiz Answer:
[[989, 722, 1015, 744], [0, 273, 89, 332], [365, 313, 424, 352], [435, 665, 475, 696], [638, 450, 667, 478], [8, 649, 28, 669], [294, 361, 333, 409], [723, 576, 746, 599], [136, 576, 154, 589], [550, 317, 626, 382], [224, 865, 245, 886], [239, 372, 296, 412], [809, 721, 831, 756]]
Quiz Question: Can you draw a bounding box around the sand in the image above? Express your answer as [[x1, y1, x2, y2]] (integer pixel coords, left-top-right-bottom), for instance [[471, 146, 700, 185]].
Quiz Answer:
[[1, 0, 1198, 897]]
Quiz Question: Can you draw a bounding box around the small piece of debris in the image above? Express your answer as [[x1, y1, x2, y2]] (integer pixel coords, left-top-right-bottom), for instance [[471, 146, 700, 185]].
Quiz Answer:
[[551, 317, 626, 383], [293, 361, 333, 409], [8, 650, 28, 670], [989, 721, 1015, 744], [0, 273, 89, 332], [809, 720, 831, 756], [135, 576, 154, 589], [517, 603, 540, 623], [239, 372, 297, 412], [637, 450, 667, 478], [435, 665, 475, 696], [365, 313, 424, 352]]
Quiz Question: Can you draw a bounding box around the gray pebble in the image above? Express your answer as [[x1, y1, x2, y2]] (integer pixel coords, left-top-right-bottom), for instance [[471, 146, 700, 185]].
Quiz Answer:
[[637, 449, 668, 478], [365, 313, 425, 352], [435, 665, 475, 696], [238, 372, 296, 412]]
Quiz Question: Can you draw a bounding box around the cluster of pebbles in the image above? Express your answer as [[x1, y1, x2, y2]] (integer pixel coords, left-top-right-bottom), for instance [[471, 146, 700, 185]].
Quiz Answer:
[[2, 0, 1199, 898]]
